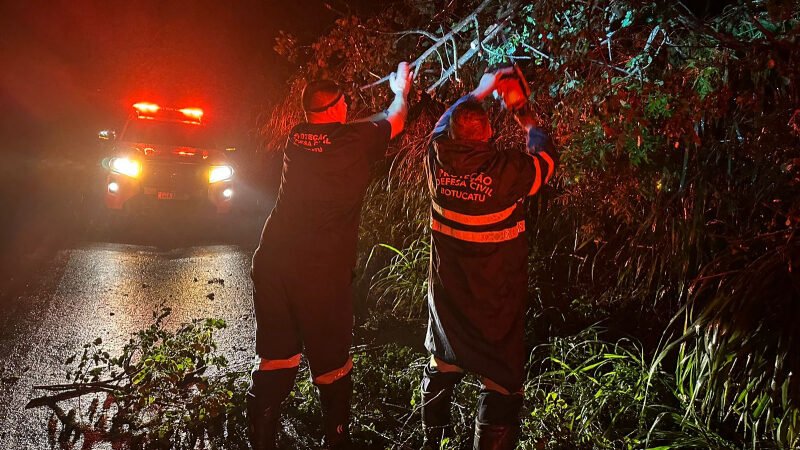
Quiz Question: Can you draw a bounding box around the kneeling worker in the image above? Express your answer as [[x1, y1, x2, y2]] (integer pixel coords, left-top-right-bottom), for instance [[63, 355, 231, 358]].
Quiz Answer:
[[421, 67, 558, 449]]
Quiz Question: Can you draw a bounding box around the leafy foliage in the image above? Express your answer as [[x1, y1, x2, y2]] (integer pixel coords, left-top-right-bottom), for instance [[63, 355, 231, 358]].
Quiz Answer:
[[29, 308, 249, 449], [32, 0, 800, 448], [262, 0, 800, 448]]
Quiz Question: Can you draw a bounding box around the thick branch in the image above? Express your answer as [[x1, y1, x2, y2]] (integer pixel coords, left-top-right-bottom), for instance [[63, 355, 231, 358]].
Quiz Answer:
[[32, 379, 121, 392], [26, 385, 116, 409], [426, 16, 513, 94]]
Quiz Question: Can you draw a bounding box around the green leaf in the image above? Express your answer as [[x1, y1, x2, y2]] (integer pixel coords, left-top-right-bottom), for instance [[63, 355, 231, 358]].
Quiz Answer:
[[621, 10, 633, 28]]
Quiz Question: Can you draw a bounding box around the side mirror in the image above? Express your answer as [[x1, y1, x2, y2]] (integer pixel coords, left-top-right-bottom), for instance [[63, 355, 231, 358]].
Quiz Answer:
[[225, 147, 236, 152], [98, 130, 116, 141]]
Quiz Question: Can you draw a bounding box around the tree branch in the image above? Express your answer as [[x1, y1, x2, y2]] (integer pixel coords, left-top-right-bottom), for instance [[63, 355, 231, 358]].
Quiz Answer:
[[32, 379, 121, 392], [26, 385, 116, 409], [426, 16, 513, 94], [360, 0, 496, 90], [521, 42, 551, 60]]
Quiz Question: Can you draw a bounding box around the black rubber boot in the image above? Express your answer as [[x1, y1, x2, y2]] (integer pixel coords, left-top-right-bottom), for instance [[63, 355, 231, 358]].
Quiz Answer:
[[247, 367, 298, 450], [421, 364, 465, 449], [473, 389, 523, 450], [317, 371, 353, 449]]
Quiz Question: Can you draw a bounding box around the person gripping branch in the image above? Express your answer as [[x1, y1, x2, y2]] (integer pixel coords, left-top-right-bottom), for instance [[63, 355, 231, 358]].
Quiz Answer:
[[420, 67, 558, 450], [248, 62, 413, 450]]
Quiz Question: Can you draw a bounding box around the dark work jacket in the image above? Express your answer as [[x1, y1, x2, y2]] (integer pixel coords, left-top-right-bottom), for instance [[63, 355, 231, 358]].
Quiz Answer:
[[424, 95, 557, 392], [253, 120, 391, 272]]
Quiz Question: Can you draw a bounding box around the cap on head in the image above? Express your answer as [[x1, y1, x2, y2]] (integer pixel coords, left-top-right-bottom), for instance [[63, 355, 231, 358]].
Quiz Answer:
[[302, 80, 344, 113], [450, 100, 491, 141]]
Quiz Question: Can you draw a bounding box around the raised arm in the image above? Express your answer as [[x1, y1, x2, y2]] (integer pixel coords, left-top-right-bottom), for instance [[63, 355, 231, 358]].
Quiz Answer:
[[432, 67, 518, 138], [359, 62, 413, 139]]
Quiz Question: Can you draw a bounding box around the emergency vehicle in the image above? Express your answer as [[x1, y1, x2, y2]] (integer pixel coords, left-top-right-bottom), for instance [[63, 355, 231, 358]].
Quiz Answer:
[[100, 102, 235, 215]]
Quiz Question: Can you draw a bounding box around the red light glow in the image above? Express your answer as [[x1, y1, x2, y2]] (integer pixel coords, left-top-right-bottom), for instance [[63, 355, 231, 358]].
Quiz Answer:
[[133, 102, 161, 114], [179, 108, 204, 120]]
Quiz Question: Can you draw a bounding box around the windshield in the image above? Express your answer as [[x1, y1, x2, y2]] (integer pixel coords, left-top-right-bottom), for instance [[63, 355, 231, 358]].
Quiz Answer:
[[121, 119, 216, 148]]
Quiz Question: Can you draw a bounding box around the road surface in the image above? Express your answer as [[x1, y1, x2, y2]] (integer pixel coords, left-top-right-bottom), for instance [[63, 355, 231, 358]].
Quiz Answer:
[[0, 218, 265, 447]]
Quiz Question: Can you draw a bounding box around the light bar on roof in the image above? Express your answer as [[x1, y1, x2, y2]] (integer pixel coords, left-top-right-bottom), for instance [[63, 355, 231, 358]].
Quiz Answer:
[[180, 107, 204, 120], [133, 102, 160, 114]]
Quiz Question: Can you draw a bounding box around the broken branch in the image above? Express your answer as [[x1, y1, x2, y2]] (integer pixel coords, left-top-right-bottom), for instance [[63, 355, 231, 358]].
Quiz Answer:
[[360, 0, 496, 90]]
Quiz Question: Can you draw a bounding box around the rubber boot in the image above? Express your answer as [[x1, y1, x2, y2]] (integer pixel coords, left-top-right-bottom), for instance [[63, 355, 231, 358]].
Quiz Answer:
[[421, 364, 464, 449], [247, 367, 298, 450], [473, 389, 523, 450], [317, 372, 353, 449]]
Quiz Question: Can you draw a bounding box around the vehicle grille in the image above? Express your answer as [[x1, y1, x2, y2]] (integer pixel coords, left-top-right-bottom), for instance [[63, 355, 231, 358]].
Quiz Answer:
[[141, 163, 206, 194]]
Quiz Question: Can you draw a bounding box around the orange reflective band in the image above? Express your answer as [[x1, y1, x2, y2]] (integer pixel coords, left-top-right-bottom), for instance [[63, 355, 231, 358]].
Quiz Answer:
[[430, 355, 463, 373], [431, 218, 525, 243], [432, 200, 517, 226], [539, 151, 555, 183], [314, 357, 353, 385], [528, 154, 542, 196], [259, 353, 301, 371]]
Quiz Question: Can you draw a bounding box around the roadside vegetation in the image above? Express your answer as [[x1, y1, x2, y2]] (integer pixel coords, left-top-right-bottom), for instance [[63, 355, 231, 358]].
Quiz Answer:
[[31, 1, 799, 448]]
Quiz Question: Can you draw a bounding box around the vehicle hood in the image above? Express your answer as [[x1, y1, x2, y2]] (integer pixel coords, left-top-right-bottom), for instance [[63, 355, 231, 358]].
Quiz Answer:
[[117, 141, 224, 164]]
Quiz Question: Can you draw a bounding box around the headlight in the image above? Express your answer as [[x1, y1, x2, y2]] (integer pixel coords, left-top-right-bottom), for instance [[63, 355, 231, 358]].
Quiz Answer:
[[110, 157, 141, 178], [209, 165, 234, 183]]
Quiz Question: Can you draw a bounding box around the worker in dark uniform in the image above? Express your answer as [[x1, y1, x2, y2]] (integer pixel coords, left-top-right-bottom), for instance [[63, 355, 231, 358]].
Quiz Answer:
[[421, 67, 557, 449], [248, 62, 413, 450]]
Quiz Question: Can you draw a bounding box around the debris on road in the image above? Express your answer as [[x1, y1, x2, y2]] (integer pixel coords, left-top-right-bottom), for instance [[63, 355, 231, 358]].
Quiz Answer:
[[1, 376, 20, 385]]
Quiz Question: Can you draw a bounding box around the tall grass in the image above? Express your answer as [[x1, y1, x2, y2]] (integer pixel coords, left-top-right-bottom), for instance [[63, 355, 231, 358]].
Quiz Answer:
[[367, 238, 430, 320], [651, 229, 800, 449]]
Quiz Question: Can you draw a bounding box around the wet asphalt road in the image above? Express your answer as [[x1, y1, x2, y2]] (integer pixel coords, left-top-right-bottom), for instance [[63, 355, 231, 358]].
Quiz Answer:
[[0, 224, 265, 447]]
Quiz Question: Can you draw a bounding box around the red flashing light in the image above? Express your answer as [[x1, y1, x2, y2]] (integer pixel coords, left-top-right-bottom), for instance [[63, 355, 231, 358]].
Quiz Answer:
[[180, 107, 204, 120], [133, 102, 160, 114], [131, 103, 204, 122]]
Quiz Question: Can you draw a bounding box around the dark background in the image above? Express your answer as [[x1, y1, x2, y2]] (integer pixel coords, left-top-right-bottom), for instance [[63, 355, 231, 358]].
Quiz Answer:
[[0, 0, 342, 153]]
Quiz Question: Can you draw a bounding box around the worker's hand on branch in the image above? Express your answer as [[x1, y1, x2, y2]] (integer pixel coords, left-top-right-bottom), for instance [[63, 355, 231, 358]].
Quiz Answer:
[[471, 66, 516, 100], [389, 61, 413, 98], [381, 61, 413, 139]]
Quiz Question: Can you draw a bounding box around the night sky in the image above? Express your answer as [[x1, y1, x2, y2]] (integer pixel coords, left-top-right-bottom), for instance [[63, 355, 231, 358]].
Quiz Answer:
[[0, 0, 357, 152]]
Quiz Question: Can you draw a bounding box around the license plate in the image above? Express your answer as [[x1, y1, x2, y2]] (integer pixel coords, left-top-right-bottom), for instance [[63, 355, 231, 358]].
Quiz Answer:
[[157, 191, 175, 200]]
